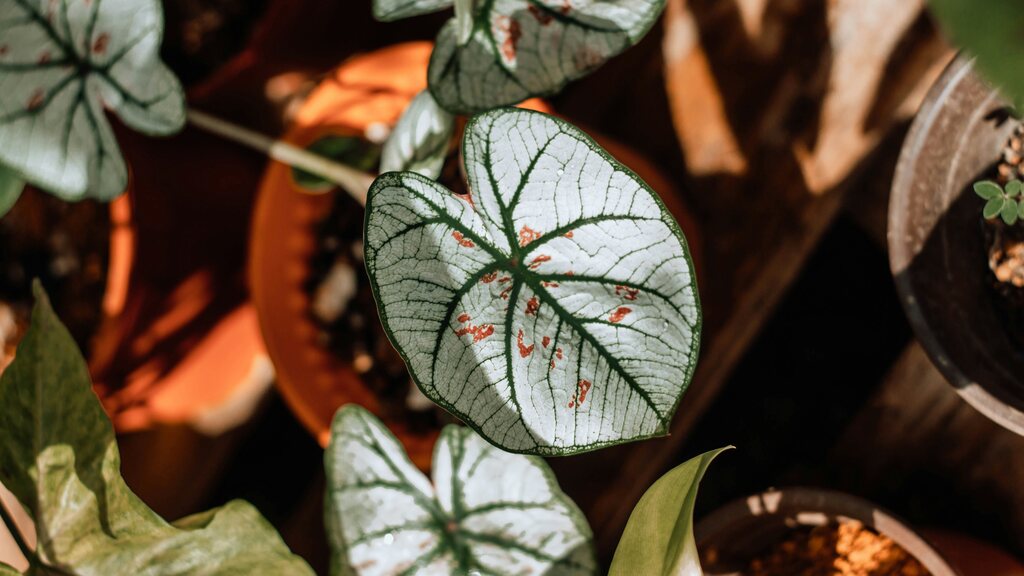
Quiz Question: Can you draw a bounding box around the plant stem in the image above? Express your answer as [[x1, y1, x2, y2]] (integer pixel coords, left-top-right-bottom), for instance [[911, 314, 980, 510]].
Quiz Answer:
[[186, 109, 375, 206], [454, 0, 475, 45], [0, 498, 32, 564]]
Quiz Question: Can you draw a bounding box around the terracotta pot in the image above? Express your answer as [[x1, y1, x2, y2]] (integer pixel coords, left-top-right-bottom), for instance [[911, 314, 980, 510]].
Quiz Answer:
[[695, 488, 959, 575], [924, 530, 1024, 576], [888, 55, 1024, 436]]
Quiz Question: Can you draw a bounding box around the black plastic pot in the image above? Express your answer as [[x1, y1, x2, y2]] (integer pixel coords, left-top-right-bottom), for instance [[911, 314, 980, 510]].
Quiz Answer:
[[695, 488, 959, 575], [889, 55, 1024, 435]]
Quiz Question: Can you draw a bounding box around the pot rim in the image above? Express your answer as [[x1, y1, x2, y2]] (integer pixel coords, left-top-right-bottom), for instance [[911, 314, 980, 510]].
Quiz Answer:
[[888, 53, 1024, 435], [695, 487, 960, 576]]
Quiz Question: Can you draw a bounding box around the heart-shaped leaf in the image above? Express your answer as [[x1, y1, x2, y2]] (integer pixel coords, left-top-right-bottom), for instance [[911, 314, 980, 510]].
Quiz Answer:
[[381, 90, 455, 179], [373, 0, 453, 22], [974, 180, 1003, 200], [0, 282, 315, 575], [0, 0, 185, 200], [364, 107, 701, 455], [427, 0, 667, 113], [608, 447, 730, 576], [325, 404, 597, 576], [0, 165, 23, 218]]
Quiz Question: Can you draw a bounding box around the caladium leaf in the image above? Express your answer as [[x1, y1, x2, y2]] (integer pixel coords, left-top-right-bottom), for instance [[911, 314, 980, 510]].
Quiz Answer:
[[427, 0, 667, 114], [608, 447, 730, 576], [0, 0, 185, 200], [0, 282, 315, 575], [380, 90, 455, 180], [364, 107, 701, 455], [0, 165, 24, 217], [324, 404, 597, 576], [373, 0, 453, 22]]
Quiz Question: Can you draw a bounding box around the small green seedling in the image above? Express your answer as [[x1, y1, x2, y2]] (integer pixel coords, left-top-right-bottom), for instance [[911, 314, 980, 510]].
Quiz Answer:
[[975, 179, 1024, 225]]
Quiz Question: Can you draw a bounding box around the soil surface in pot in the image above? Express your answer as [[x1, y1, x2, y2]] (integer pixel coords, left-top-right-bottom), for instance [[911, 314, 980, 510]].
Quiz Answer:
[[0, 188, 110, 368], [705, 521, 930, 576], [303, 142, 467, 436]]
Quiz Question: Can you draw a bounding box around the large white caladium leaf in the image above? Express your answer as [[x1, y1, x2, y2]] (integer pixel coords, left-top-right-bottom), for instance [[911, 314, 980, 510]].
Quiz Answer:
[[380, 90, 455, 180], [427, 0, 666, 114], [325, 404, 596, 576], [373, 0, 453, 22], [364, 107, 700, 455], [0, 0, 185, 200]]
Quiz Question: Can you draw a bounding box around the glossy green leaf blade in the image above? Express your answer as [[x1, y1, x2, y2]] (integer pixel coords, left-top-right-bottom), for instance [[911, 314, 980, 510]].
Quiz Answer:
[[0, 282, 315, 575], [381, 91, 455, 180], [325, 404, 597, 576], [608, 447, 731, 576], [373, 0, 453, 21], [427, 0, 667, 113], [364, 107, 701, 455], [0, 165, 24, 218], [0, 0, 185, 200]]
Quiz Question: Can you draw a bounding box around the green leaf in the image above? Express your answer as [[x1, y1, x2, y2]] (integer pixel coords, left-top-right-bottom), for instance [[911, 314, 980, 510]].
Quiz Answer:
[[0, 165, 24, 218], [373, 0, 453, 21], [293, 136, 381, 192], [984, 196, 1006, 219], [1003, 199, 1020, 225], [0, 0, 185, 200], [608, 447, 731, 576], [380, 90, 455, 180], [364, 107, 701, 455], [428, 0, 667, 113], [1017, 200, 1024, 220], [1007, 179, 1023, 197], [324, 404, 596, 576], [0, 564, 17, 575], [930, 0, 1024, 106], [0, 282, 315, 575], [974, 180, 1004, 199]]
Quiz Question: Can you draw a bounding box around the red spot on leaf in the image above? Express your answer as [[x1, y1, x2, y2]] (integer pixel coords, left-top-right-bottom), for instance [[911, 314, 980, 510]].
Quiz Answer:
[[542, 336, 551, 348], [498, 276, 512, 283], [456, 192, 474, 207], [556, 347, 563, 359], [527, 5, 553, 25], [26, 89, 44, 111], [455, 321, 495, 342], [541, 281, 559, 288], [0, 45, 8, 56], [615, 285, 639, 301], [609, 307, 632, 323], [37, 51, 51, 64], [519, 225, 541, 247], [500, 286, 513, 300], [452, 231, 475, 248], [564, 231, 574, 238], [528, 254, 551, 270], [497, 16, 522, 62], [525, 296, 540, 316], [517, 329, 535, 358], [568, 379, 592, 408], [92, 33, 109, 54], [482, 272, 498, 284], [457, 313, 471, 323], [560, 0, 573, 14]]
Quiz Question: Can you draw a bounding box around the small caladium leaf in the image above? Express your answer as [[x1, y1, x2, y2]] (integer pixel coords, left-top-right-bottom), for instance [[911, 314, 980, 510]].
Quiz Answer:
[[380, 90, 455, 180], [974, 180, 1003, 200], [325, 404, 597, 576], [0, 282, 315, 575], [293, 135, 382, 192], [0, 165, 24, 218], [608, 447, 731, 576], [365, 107, 700, 454], [373, 0, 453, 22], [427, 0, 668, 113], [984, 196, 1006, 219], [0, 0, 185, 200], [1003, 199, 1020, 225]]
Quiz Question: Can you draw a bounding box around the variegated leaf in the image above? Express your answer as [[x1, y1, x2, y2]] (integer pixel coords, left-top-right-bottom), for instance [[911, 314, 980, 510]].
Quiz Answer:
[[427, 0, 666, 113], [325, 404, 596, 576], [381, 90, 455, 180], [0, 283, 315, 575], [364, 107, 700, 455], [0, 0, 185, 200], [373, 0, 453, 22]]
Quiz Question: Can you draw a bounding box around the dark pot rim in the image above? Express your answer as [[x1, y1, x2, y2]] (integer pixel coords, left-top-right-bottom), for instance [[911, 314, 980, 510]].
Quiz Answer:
[[695, 487, 959, 576]]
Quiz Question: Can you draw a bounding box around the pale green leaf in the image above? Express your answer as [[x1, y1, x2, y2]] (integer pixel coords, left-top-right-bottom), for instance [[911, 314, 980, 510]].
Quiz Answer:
[[0, 282, 315, 575], [608, 447, 731, 576], [324, 404, 596, 576], [364, 107, 701, 455], [984, 196, 1006, 219], [428, 0, 667, 113], [0, 563, 17, 575], [974, 180, 1003, 200], [1003, 199, 1020, 225], [373, 0, 453, 22], [380, 90, 455, 180], [1007, 179, 1022, 197], [0, 165, 24, 217], [0, 0, 185, 200]]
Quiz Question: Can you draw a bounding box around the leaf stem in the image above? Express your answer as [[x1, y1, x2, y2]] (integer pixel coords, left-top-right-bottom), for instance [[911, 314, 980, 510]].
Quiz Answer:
[[454, 0, 475, 45], [0, 498, 32, 565], [186, 108, 375, 206]]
